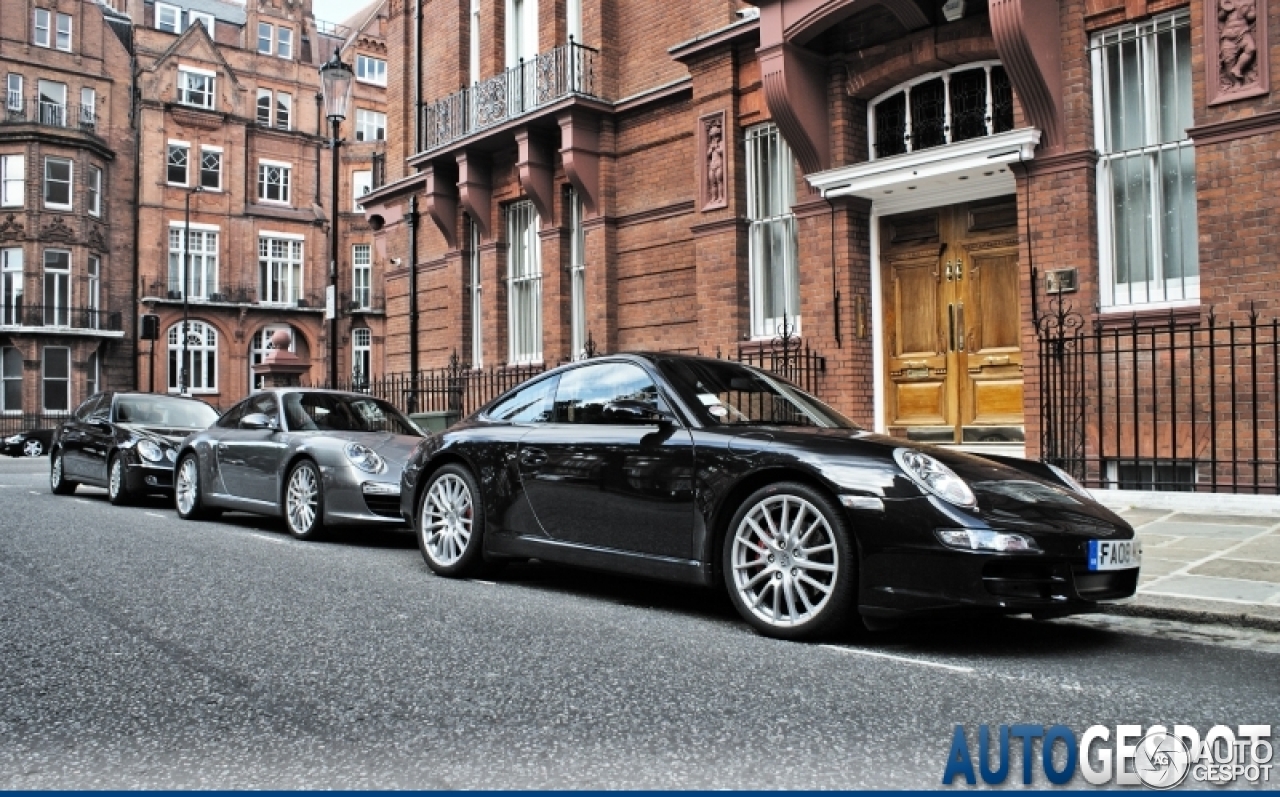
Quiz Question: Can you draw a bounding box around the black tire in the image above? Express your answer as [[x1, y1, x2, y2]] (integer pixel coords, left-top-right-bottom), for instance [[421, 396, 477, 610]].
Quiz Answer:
[[50, 449, 77, 495], [283, 460, 325, 540], [107, 454, 133, 506], [722, 481, 858, 641], [174, 453, 220, 521], [417, 464, 488, 577]]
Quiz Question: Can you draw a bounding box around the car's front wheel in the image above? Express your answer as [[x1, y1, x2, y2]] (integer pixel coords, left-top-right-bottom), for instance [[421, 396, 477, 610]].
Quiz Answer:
[[23, 438, 43, 458], [107, 454, 132, 506], [418, 464, 487, 577], [284, 460, 325, 540], [50, 450, 77, 495], [175, 454, 219, 521], [723, 482, 857, 640]]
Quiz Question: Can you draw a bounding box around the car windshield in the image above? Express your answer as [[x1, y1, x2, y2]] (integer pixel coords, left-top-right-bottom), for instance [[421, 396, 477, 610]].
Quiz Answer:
[[659, 359, 860, 429], [283, 392, 423, 437], [114, 396, 219, 428]]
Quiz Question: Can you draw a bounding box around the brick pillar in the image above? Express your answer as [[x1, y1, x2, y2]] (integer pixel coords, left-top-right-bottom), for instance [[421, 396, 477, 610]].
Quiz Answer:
[[539, 222, 569, 364], [481, 240, 508, 367]]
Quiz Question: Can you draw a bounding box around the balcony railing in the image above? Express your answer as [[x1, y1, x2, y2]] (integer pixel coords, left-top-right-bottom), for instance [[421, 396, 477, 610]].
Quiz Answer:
[[0, 304, 121, 332], [2, 100, 97, 134], [420, 40, 600, 153], [144, 280, 323, 309]]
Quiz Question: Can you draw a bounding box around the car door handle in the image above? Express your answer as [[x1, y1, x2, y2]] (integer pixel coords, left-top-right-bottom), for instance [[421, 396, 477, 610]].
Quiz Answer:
[[519, 447, 547, 467]]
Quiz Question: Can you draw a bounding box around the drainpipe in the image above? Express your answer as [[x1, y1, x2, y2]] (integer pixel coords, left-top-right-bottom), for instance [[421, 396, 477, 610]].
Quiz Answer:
[[413, 0, 422, 152], [129, 48, 141, 392], [408, 194, 419, 413]]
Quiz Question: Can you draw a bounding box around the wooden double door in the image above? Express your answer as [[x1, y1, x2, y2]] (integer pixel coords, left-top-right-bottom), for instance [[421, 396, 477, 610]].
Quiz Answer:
[[881, 199, 1025, 445]]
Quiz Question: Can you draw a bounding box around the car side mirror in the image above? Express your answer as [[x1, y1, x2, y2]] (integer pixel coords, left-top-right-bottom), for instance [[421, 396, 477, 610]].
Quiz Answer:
[[603, 400, 673, 425], [240, 413, 278, 431]]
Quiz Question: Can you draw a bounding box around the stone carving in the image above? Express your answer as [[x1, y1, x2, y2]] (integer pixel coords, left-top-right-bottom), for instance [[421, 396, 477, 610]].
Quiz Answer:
[[88, 225, 108, 253], [40, 217, 76, 243], [0, 214, 23, 242], [700, 111, 727, 210], [1219, 0, 1259, 90]]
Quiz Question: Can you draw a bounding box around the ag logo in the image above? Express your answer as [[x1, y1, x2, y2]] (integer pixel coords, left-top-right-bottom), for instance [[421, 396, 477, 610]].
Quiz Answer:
[[1135, 730, 1191, 789]]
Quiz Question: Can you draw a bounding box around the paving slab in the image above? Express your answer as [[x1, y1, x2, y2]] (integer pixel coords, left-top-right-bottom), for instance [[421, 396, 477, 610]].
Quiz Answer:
[[1189, 558, 1280, 584], [1135, 521, 1264, 539], [1116, 507, 1176, 527], [1229, 535, 1280, 563], [1165, 513, 1278, 527], [1137, 558, 1192, 577], [1143, 537, 1242, 555], [1136, 533, 1179, 548], [1142, 574, 1280, 603]]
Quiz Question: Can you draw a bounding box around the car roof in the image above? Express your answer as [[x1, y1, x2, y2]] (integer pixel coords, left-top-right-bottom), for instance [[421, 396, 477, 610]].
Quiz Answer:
[[110, 392, 214, 404]]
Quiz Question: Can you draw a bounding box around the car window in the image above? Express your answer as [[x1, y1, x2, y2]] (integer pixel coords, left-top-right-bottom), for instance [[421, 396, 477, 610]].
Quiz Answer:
[[115, 395, 220, 428], [487, 375, 558, 424], [217, 400, 248, 429], [553, 363, 664, 424], [73, 395, 101, 421], [658, 359, 859, 429], [243, 393, 279, 427], [283, 392, 422, 436]]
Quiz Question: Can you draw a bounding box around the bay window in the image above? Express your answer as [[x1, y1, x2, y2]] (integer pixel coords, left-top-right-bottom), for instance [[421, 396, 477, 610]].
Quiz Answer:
[[746, 124, 799, 338], [507, 200, 541, 363], [258, 235, 303, 305]]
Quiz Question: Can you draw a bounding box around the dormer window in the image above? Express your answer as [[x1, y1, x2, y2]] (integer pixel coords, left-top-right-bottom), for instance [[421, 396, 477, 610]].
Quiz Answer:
[[156, 4, 213, 34], [178, 67, 215, 109], [868, 62, 1014, 160]]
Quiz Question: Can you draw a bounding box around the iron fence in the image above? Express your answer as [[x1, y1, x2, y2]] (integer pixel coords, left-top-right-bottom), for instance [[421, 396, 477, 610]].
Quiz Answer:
[[0, 304, 121, 332], [0, 413, 70, 438], [1038, 295, 1280, 493], [2, 100, 97, 133], [420, 40, 600, 152]]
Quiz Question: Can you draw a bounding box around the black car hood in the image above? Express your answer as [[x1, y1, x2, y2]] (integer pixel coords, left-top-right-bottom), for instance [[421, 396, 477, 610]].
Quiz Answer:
[[721, 425, 1130, 536]]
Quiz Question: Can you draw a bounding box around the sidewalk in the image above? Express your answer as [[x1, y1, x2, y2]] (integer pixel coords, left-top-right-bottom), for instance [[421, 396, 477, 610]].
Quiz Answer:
[[1099, 503, 1280, 630]]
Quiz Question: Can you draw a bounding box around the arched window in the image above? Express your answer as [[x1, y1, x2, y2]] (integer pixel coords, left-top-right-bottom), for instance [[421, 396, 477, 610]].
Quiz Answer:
[[869, 62, 1014, 160], [352, 327, 371, 390], [168, 320, 217, 394], [249, 324, 295, 391]]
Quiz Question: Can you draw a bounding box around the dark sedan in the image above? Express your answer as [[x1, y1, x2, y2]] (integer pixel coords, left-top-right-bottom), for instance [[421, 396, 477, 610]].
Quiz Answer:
[[50, 392, 220, 504], [3, 428, 55, 458], [400, 353, 1140, 640]]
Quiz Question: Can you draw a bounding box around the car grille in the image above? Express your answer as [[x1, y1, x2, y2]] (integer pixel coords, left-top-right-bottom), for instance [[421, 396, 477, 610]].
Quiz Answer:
[[1070, 567, 1139, 600], [363, 494, 401, 519], [981, 561, 1139, 601]]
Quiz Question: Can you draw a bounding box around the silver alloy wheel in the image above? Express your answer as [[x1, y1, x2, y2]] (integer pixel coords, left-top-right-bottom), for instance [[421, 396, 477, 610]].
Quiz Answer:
[[109, 457, 123, 499], [175, 457, 198, 516], [51, 454, 63, 487], [286, 465, 319, 534], [22, 439, 43, 457], [422, 473, 473, 566], [730, 494, 839, 628]]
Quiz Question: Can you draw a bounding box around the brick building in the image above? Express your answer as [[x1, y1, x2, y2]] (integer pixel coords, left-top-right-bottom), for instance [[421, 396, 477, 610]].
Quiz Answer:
[[362, 0, 1280, 492], [0, 0, 137, 422], [123, 0, 388, 409]]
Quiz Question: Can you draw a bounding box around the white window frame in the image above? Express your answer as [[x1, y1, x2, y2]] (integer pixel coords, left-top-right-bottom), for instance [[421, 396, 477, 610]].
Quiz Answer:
[[33, 8, 51, 48], [80, 87, 96, 127], [155, 3, 181, 32], [569, 188, 587, 358], [257, 160, 292, 204], [506, 200, 542, 364], [42, 346, 70, 412], [567, 0, 582, 43], [355, 55, 387, 86], [1, 346, 21, 413], [275, 92, 292, 130], [42, 157, 72, 211], [745, 123, 800, 338], [352, 170, 372, 213], [355, 109, 386, 142], [468, 218, 482, 367], [168, 320, 218, 394], [178, 67, 215, 109], [86, 350, 99, 397], [351, 327, 372, 387], [189, 11, 214, 32], [470, 0, 481, 85], [1, 155, 23, 208], [199, 146, 222, 191], [257, 234, 304, 305], [166, 140, 190, 186], [54, 13, 72, 52], [276, 27, 293, 59], [1092, 11, 1198, 311], [257, 22, 273, 54], [256, 87, 273, 126], [352, 243, 371, 309], [505, 0, 538, 69], [1, 248, 23, 327], [37, 79, 66, 127], [6, 74, 22, 112], [168, 222, 220, 301], [42, 249, 70, 327], [87, 254, 100, 329], [87, 165, 101, 216]]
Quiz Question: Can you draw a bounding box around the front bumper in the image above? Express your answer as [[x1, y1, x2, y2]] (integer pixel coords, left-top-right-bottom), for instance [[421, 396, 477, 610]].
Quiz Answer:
[[318, 464, 407, 527], [125, 461, 175, 493]]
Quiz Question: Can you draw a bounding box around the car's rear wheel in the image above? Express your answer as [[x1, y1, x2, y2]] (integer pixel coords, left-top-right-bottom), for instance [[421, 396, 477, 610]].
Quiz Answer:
[[284, 460, 324, 540], [107, 454, 132, 506], [418, 464, 488, 577], [23, 439, 43, 457], [175, 454, 219, 521], [723, 482, 857, 640], [50, 450, 77, 495]]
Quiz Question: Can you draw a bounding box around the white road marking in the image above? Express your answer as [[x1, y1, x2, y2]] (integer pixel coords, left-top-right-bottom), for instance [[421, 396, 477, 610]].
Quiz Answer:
[[74, 499, 93, 505], [471, 579, 497, 586], [29, 490, 40, 495], [821, 644, 975, 673], [251, 534, 286, 545], [145, 512, 167, 519]]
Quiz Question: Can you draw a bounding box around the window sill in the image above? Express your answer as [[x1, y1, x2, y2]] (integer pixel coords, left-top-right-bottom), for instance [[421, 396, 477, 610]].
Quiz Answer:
[[42, 204, 72, 212]]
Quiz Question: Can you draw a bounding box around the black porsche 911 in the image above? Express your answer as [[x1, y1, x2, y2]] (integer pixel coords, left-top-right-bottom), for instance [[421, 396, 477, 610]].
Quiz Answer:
[[400, 353, 1140, 640], [50, 392, 220, 504]]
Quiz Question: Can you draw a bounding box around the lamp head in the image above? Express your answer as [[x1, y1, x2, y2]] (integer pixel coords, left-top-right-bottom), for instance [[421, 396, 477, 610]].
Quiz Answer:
[[319, 51, 354, 122]]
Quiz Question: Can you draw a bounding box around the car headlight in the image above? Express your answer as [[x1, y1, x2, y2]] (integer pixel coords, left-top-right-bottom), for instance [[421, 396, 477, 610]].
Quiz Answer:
[[1046, 462, 1092, 499], [137, 439, 165, 463], [5, 434, 22, 444], [893, 448, 977, 508], [344, 442, 386, 474], [936, 528, 1041, 553]]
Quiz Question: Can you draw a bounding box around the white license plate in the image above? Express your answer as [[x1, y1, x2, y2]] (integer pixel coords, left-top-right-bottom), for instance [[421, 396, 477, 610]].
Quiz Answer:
[[1087, 539, 1142, 571]]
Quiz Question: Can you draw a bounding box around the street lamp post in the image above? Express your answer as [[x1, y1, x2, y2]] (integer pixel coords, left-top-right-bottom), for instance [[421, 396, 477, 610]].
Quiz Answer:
[[320, 51, 354, 389], [180, 185, 204, 395]]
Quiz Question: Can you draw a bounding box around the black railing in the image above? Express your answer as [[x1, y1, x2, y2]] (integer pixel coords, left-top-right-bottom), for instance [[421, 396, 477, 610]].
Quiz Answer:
[[421, 40, 600, 152], [314, 18, 354, 39], [0, 412, 71, 438], [2, 100, 97, 133], [0, 305, 121, 332], [733, 317, 827, 397], [341, 290, 385, 314], [1038, 295, 1280, 494], [371, 152, 386, 189], [143, 280, 321, 308], [319, 354, 549, 418]]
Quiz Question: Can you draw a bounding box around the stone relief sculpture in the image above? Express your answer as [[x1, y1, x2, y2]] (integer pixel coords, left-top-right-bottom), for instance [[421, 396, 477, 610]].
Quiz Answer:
[[1219, 0, 1258, 90], [702, 112, 727, 209]]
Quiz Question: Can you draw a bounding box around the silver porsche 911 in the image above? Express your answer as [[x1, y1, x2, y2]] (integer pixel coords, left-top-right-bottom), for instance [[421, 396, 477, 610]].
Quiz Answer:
[[173, 388, 426, 539]]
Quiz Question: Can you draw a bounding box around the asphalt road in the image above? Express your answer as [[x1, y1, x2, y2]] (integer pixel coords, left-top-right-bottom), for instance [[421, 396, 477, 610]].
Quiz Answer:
[[1, 455, 1278, 789]]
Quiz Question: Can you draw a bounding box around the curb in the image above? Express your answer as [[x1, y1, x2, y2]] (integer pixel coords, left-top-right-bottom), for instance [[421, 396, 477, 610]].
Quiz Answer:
[[1101, 601, 1280, 633]]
